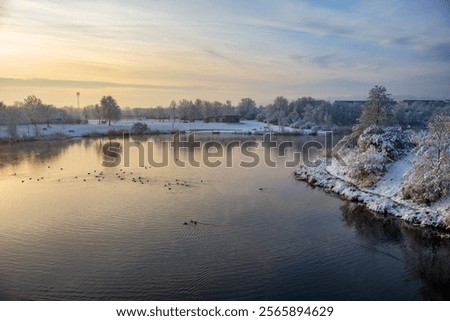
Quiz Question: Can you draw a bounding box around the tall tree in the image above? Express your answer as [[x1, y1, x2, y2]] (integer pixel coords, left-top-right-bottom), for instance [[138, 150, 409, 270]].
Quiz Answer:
[[270, 96, 289, 131], [402, 108, 450, 203], [93, 104, 102, 124], [23, 95, 45, 136], [355, 85, 395, 134], [5, 107, 24, 137], [42, 104, 55, 127], [238, 98, 256, 119], [100, 96, 121, 126], [23, 95, 43, 128]]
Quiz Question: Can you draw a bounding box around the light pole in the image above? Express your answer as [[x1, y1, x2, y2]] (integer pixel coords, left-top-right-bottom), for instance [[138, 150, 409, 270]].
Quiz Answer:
[[76, 92, 80, 108]]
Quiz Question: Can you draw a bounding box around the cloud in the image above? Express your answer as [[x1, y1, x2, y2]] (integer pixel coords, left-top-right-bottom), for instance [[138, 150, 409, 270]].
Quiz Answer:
[[0, 0, 9, 26], [0, 78, 208, 91], [384, 36, 417, 47], [423, 42, 450, 62], [1, 0, 449, 106], [291, 53, 338, 68], [204, 49, 239, 65]]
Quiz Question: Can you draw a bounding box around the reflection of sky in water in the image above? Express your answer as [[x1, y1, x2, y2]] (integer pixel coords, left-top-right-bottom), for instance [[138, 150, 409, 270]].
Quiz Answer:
[[0, 136, 449, 300]]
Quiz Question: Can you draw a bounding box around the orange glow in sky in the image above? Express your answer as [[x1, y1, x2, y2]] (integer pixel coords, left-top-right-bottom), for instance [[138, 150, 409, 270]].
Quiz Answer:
[[0, 0, 449, 107]]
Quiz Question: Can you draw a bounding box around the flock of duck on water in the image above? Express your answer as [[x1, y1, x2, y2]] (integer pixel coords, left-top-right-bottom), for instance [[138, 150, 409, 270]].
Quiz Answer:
[[13, 165, 266, 227], [13, 165, 203, 194]]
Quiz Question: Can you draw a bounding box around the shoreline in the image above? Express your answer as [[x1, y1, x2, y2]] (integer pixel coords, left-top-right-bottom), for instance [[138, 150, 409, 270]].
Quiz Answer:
[[294, 160, 450, 233], [0, 120, 336, 144]]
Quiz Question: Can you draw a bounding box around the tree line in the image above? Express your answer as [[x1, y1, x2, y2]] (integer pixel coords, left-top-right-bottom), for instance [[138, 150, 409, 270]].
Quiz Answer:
[[1, 92, 448, 137]]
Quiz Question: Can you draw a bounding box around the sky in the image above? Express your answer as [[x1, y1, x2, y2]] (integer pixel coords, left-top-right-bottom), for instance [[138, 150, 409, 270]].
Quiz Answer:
[[0, 0, 449, 107]]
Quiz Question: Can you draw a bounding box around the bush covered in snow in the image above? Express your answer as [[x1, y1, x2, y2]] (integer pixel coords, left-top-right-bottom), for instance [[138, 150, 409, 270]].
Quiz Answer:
[[356, 126, 411, 161], [402, 110, 450, 204], [341, 126, 411, 186], [347, 146, 388, 186], [131, 122, 148, 134], [402, 158, 449, 204]]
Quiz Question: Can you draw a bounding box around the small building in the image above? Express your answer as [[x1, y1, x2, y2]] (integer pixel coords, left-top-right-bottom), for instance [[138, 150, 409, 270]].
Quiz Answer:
[[399, 100, 448, 107], [204, 114, 240, 123], [334, 100, 367, 104]]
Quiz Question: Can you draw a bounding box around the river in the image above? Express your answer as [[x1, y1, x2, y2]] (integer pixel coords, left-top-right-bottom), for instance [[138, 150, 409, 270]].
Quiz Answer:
[[0, 135, 448, 300]]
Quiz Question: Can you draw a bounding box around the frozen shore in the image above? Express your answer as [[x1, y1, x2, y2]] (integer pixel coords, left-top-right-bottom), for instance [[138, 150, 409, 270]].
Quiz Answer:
[[295, 157, 450, 231], [0, 119, 311, 139]]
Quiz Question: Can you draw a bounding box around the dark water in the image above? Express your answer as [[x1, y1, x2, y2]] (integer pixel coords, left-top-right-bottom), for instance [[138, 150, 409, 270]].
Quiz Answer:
[[0, 135, 449, 300]]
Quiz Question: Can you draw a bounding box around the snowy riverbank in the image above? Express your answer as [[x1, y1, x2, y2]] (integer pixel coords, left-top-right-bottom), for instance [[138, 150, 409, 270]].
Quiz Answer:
[[295, 156, 450, 231], [0, 119, 317, 139]]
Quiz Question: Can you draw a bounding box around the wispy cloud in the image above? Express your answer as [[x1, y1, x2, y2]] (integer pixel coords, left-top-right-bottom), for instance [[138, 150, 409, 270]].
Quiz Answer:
[[0, 0, 449, 106], [0, 78, 209, 91], [421, 42, 450, 62]]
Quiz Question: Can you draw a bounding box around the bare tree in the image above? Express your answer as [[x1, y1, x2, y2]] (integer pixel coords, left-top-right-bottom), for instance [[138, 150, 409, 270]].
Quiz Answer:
[[428, 108, 450, 172], [167, 100, 177, 129], [5, 107, 24, 138], [94, 104, 102, 124], [23, 95, 43, 128], [177, 99, 191, 121], [41, 104, 55, 127], [238, 98, 256, 120], [0, 101, 6, 125]]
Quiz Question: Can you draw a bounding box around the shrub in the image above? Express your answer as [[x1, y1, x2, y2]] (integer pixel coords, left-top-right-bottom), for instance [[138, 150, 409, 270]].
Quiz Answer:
[[343, 126, 412, 186], [347, 146, 388, 186], [402, 112, 450, 204], [131, 122, 148, 134], [356, 126, 411, 161], [402, 162, 449, 204]]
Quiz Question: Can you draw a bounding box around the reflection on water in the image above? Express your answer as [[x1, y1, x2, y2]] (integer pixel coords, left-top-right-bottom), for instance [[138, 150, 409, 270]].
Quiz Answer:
[[341, 203, 450, 300], [0, 135, 448, 300]]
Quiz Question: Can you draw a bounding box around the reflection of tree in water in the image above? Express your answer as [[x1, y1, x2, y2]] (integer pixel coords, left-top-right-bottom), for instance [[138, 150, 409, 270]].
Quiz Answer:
[[0, 140, 79, 170], [340, 202, 403, 243], [340, 202, 450, 300], [402, 227, 450, 300]]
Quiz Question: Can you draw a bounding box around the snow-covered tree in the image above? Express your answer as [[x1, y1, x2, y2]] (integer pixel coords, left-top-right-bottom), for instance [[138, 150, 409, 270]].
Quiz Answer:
[[5, 106, 25, 137], [23, 95, 43, 128], [237, 98, 257, 120], [354, 86, 395, 135], [177, 99, 192, 121], [402, 109, 450, 204]]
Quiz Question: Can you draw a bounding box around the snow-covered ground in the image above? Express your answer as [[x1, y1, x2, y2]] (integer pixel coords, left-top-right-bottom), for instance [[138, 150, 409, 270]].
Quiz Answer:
[[295, 155, 450, 231], [0, 120, 304, 139]]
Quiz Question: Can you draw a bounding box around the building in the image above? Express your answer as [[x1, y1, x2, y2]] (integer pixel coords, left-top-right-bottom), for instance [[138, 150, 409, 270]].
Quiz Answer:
[[204, 114, 240, 123], [399, 100, 448, 107]]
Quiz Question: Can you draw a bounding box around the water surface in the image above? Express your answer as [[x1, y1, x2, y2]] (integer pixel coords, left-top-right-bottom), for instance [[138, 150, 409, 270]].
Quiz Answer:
[[0, 135, 449, 300]]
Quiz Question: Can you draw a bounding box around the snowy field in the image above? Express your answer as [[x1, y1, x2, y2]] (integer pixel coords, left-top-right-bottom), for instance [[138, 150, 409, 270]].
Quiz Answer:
[[295, 156, 450, 231], [0, 120, 305, 139]]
